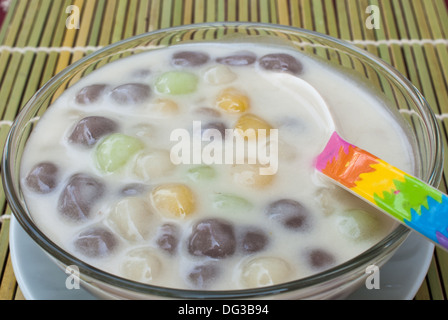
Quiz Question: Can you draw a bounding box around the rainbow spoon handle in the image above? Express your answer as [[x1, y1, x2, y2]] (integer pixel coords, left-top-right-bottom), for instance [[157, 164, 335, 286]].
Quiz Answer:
[[316, 131, 448, 251]]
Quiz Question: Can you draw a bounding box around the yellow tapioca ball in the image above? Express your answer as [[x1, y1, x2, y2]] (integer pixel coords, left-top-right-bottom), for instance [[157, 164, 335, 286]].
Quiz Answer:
[[147, 98, 179, 118], [216, 87, 249, 113], [150, 184, 196, 218], [234, 113, 272, 138], [231, 163, 275, 189]]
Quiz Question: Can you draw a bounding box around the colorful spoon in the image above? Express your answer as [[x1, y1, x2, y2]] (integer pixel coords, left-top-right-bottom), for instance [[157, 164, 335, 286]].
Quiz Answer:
[[271, 73, 448, 252], [316, 131, 448, 252]]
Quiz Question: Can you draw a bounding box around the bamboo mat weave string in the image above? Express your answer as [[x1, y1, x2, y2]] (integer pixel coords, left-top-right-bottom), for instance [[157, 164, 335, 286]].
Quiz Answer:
[[0, 0, 447, 300]]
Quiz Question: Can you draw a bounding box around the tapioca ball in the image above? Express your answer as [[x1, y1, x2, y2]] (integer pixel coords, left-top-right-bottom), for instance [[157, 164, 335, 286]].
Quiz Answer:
[[231, 163, 275, 189], [306, 248, 335, 270], [187, 165, 216, 182], [95, 133, 144, 173], [201, 121, 227, 139], [203, 65, 237, 85], [150, 184, 196, 218], [155, 71, 198, 95], [68, 116, 118, 147], [188, 263, 219, 289], [172, 51, 210, 67], [57, 173, 105, 221], [335, 209, 381, 241], [258, 53, 302, 74], [266, 199, 310, 230], [212, 193, 253, 212], [25, 162, 59, 194], [188, 218, 236, 259], [75, 84, 108, 104], [121, 248, 162, 283], [120, 183, 148, 196], [193, 107, 222, 118], [240, 228, 269, 253], [216, 51, 257, 66], [156, 223, 180, 254], [108, 197, 154, 242], [73, 226, 118, 258], [240, 257, 292, 288], [110, 83, 151, 104], [132, 149, 174, 180]]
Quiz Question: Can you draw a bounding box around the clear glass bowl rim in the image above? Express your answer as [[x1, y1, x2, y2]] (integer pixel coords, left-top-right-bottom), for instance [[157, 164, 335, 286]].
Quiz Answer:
[[2, 22, 444, 299]]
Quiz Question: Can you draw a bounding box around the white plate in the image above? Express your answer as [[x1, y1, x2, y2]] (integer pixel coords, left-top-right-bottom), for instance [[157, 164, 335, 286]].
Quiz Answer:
[[9, 216, 434, 300]]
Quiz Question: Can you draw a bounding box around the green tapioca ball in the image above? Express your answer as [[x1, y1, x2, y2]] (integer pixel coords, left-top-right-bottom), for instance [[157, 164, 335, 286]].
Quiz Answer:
[[95, 133, 144, 173], [187, 165, 216, 182], [155, 71, 198, 95], [213, 193, 253, 212]]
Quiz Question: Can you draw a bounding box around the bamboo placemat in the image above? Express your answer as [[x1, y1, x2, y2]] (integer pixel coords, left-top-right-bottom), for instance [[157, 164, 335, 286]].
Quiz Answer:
[[0, 0, 447, 300]]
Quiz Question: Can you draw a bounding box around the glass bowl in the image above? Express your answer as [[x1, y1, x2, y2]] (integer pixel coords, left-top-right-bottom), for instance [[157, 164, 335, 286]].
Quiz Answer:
[[2, 22, 444, 299]]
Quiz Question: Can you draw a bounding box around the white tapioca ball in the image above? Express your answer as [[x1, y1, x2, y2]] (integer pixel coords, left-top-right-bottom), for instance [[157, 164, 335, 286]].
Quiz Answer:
[[132, 149, 175, 180], [121, 248, 163, 284], [107, 197, 154, 241], [203, 65, 237, 85], [334, 209, 381, 241]]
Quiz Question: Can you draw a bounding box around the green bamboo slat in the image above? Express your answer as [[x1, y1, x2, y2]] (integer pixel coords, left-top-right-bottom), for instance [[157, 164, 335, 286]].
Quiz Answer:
[[68, 0, 101, 86], [238, 0, 249, 22], [258, 0, 271, 23], [276, 0, 289, 26], [289, 0, 301, 27], [149, 0, 162, 31], [111, 0, 128, 43], [414, 278, 431, 300], [435, 0, 448, 33], [21, 1, 66, 102], [136, 0, 150, 34], [52, 0, 86, 100], [0, 247, 16, 300], [99, 0, 118, 46], [0, 0, 18, 44], [54, 0, 84, 75], [182, 0, 193, 25], [0, 0, 52, 220], [226, 0, 237, 22], [0, 0, 36, 117], [323, 0, 338, 38], [249, 0, 259, 22], [14, 286, 25, 300], [335, 0, 351, 41], [379, 0, 408, 76], [160, 0, 174, 29], [124, 0, 138, 37], [0, 216, 12, 299], [400, 0, 448, 300], [312, 0, 326, 34], [172, 0, 184, 27], [435, 245, 448, 299], [425, 255, 445, 300], [88, 0, 106, 46], [416, 0, 448, 193], [0, 255, 16, 300], [38, 0, 73, 88]]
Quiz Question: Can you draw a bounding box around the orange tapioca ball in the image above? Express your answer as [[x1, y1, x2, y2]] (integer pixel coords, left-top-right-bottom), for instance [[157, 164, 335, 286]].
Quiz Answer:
[[216, 87, 250, 113], [150, 184, 196, 218], [234, 113, 273, 138]]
